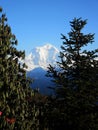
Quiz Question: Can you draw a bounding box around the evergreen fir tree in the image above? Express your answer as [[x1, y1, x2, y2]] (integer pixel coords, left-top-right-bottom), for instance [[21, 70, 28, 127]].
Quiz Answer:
[[0, 7, 39, 129], [47, 18, 98, 129]]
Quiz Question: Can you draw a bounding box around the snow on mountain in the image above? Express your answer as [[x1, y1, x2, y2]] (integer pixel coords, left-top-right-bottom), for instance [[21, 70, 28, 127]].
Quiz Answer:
[[25, 44, 59, 71], [24, 44, 59, 95]]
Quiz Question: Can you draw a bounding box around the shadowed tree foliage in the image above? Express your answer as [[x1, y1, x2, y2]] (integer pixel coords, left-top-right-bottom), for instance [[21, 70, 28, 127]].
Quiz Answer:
[[0, 7, 41, 129], [47, 18, 98, 130], [1, 6, 98, 129]]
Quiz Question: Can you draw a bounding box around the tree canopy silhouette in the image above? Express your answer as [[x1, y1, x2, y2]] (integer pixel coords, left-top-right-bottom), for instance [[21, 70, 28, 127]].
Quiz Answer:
[[0, 7, 40, 129], [47, 18, 98, 130]]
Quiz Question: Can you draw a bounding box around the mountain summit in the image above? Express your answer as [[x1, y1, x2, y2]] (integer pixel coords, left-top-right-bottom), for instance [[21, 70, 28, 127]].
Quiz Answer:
[[24, 44, 59, 95], [25, 44, 59, 71]]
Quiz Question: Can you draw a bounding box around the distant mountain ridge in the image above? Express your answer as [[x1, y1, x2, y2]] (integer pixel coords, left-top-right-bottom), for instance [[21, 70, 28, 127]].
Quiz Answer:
[[25, 44, 59, 71], [25, 44, 59, 95]]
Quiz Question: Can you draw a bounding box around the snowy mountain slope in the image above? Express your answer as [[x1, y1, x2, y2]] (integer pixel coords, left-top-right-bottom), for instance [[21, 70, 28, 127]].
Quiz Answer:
[[24, 44, 59, 95], [25, 44, 59, 71]]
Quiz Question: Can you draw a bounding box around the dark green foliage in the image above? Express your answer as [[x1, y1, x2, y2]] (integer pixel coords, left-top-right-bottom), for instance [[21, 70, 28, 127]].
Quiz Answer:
[[47, 18, 98, 129], [1, 6, 98, 129], [0, 7, 40, 129]]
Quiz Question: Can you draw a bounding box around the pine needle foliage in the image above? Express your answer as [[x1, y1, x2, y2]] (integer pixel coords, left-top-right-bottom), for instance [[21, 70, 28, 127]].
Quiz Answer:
[[0, 7, 40, 129], [47, 18, 98, 130]]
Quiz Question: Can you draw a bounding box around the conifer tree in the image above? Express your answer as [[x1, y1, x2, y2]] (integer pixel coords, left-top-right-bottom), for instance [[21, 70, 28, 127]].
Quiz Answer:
[[47, 18, 98, 129], [0, 7, 39, 129]]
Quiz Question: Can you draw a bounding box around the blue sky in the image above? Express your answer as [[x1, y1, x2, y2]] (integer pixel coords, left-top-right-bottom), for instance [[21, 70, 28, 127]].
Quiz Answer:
[[0, 0, 98, 54]]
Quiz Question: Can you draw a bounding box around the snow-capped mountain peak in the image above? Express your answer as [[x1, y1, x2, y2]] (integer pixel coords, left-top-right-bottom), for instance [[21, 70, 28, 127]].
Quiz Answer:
[[25, 44, 59, 71]]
